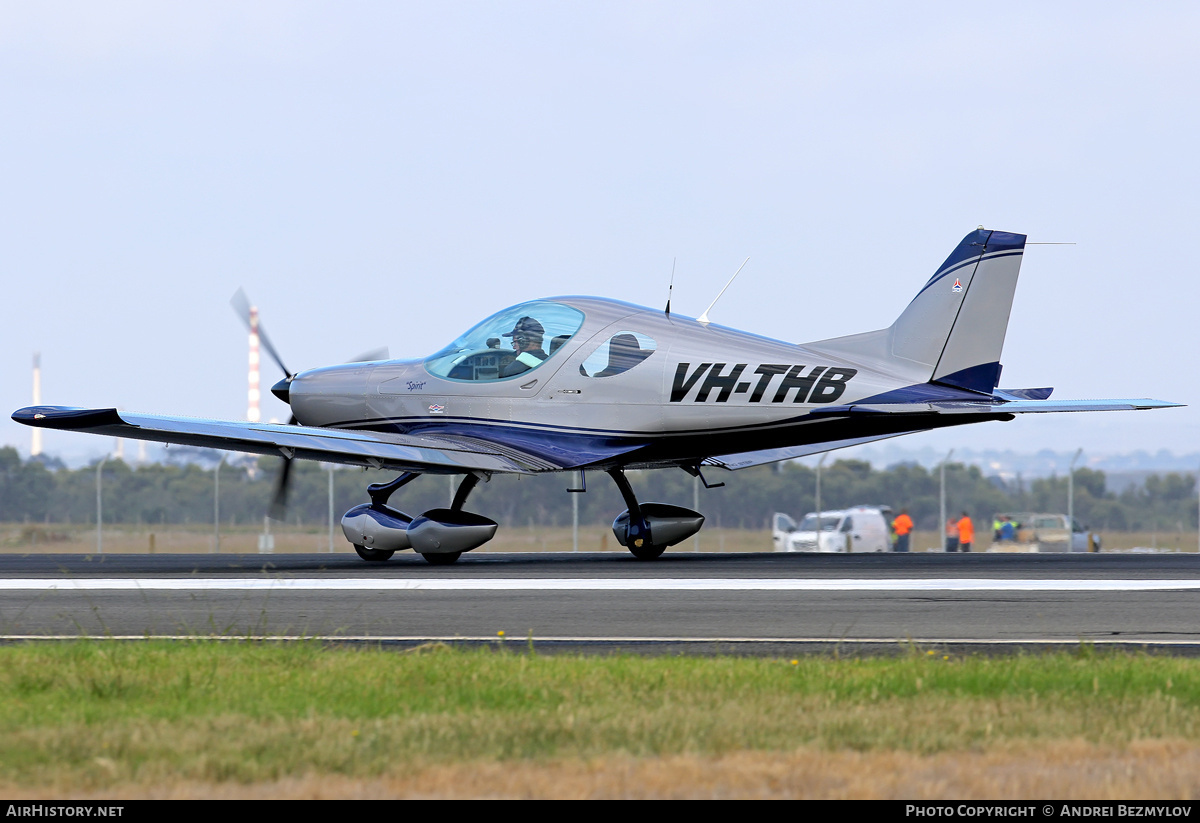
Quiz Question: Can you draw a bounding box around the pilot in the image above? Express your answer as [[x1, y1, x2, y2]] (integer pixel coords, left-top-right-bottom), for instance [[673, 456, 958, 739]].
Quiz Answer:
[[501, 316, 548, 377]]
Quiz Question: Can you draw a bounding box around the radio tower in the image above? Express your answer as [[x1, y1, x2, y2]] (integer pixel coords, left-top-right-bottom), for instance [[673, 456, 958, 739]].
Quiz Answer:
[[31, 353, 42, 457], [247, 305, 261, 422]]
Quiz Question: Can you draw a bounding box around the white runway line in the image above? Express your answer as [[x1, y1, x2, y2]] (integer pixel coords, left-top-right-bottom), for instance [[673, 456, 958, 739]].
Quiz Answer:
[[1, 577, 1199, 592]]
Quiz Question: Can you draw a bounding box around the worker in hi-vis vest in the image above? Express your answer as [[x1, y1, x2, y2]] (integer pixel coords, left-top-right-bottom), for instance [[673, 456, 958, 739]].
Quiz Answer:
[[956, 512, 974, 553], [892, 509, 913, 553]]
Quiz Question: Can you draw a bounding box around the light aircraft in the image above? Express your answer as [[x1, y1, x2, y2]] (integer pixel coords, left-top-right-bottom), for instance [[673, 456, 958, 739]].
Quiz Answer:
[[13, 228, 1180, 564]]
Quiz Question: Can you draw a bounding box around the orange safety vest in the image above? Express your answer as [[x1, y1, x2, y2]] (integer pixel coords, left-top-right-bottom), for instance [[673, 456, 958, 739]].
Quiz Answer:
[[957, 516, 974, 543], [893, 514, 913, 536]]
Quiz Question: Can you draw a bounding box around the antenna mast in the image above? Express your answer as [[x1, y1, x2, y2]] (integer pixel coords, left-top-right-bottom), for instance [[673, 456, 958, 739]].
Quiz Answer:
[[697, 257, 749, 325], [665, 258, 676, 316]]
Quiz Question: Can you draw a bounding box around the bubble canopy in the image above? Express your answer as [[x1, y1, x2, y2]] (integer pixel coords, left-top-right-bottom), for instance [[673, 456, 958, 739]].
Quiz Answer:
[[424, 300, 585, 382]]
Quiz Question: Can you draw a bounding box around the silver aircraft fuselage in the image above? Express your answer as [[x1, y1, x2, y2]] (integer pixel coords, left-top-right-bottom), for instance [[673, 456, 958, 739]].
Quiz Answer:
[[288, 296, 1004, 472]]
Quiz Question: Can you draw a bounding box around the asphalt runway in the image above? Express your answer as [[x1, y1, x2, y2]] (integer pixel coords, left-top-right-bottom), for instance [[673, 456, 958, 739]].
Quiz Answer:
[[2, 551, 1199, 654]]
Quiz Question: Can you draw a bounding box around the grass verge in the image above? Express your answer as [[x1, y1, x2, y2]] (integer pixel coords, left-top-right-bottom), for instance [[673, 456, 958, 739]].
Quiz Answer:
[[2, 642, 1198, 796]]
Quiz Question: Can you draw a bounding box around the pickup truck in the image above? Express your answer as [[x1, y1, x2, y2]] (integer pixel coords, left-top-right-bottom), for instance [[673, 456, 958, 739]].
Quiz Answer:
[[992, 513, 1100, 552]]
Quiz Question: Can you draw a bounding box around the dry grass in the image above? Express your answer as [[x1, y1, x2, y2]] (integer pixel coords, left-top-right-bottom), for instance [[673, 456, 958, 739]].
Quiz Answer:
[[0, 524, 771, 555], [3, 524, 1194, 555], [6, 742, 1200, 799]]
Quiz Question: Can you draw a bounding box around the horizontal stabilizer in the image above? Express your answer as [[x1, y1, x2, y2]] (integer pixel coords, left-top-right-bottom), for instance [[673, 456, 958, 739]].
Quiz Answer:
[[702, 394, 1181, 470], [994, 398, 1183, 413]]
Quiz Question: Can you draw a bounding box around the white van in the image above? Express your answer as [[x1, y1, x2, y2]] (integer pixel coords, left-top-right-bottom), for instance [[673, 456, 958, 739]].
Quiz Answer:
[[772, 506, 894, 553]]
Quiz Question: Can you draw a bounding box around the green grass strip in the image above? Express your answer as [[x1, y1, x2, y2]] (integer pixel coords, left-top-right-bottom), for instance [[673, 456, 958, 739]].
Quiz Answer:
[[0, 642, 1197, 787]]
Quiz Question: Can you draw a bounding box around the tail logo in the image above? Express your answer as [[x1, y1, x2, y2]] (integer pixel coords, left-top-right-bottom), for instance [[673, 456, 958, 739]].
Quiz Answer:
[[952, 278, 963, 293]]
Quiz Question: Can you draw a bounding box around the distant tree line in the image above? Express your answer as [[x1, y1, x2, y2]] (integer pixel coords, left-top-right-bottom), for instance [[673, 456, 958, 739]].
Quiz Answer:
[[0, 447, 1195, 532]]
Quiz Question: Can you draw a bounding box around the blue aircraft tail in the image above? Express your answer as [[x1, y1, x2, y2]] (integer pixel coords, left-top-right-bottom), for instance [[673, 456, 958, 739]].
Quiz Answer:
[[811, 228, 1026, 395]]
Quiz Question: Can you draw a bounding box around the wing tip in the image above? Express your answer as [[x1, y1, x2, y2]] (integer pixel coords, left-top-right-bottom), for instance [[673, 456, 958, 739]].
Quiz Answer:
[[1132, 399, 1186, 410], [12, 406, 124, 429]]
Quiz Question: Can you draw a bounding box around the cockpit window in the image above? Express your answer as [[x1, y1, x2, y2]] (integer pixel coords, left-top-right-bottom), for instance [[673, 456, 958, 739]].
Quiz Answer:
[[425, 301, 585, 382], [579, 331, 656, 378]]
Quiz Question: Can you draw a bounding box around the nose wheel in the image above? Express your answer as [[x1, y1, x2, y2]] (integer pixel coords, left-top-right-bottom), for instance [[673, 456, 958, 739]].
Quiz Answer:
[[354, 544, 395, 562]]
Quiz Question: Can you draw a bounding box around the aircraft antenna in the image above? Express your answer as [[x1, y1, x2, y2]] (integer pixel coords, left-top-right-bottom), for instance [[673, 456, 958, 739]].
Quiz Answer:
[[697, 257, 749, 325], [665, 258, 676, 317]]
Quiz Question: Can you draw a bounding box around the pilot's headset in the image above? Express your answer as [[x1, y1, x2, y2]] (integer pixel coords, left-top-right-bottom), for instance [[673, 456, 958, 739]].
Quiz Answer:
[[505, 316, 543, 348]]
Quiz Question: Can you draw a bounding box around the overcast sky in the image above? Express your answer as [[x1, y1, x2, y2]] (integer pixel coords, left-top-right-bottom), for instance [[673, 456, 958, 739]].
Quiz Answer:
[[2, 1, 1197, 466]]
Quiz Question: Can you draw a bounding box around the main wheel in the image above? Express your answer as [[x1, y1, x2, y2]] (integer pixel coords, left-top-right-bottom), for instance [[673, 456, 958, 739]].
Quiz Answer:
[[354, 544, 395, 562], [628, 542, 666, 561], [421, 552, 462, 565]]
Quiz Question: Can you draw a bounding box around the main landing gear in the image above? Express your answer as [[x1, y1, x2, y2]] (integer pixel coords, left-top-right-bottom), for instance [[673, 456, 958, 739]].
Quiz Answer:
[[340, 468, 707, 564], [607, 469, 705, 560]]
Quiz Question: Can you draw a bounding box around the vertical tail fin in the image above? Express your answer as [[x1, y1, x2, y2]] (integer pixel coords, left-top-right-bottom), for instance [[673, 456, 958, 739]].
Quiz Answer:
[[891, 229, 1025, 393], [811, 228, 1026, 394]]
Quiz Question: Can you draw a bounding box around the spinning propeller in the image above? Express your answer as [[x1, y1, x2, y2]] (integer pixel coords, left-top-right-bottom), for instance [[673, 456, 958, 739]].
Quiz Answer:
[[230, 288, 388, 520], [230, 288, 295, 403]]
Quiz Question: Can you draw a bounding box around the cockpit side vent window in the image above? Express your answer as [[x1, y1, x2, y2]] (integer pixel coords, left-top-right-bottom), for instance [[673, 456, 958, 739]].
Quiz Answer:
[[579, 332, 657, 378]]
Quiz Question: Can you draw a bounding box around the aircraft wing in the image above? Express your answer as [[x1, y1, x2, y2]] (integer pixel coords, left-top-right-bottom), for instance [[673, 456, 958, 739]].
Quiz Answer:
[[11, 406, 575, 474]]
